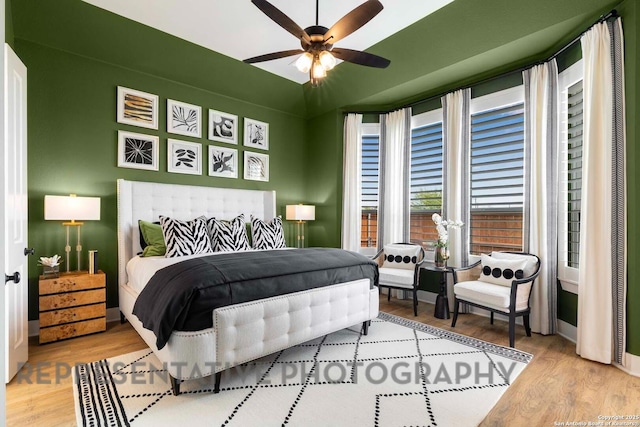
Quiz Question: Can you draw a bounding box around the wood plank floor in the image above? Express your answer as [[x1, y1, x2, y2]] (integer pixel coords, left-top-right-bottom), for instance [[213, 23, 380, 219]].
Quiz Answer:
[[6, 299, 640, 426]]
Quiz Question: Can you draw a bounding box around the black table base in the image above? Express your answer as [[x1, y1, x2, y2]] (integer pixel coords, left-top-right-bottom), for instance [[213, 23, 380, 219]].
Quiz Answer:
[[434, 294, 450, 319]]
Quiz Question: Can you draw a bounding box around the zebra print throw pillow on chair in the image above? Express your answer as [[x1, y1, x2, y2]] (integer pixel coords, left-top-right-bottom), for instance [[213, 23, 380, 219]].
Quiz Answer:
[[207, 214, 251, 252], [159, 215, 212, 257], [251, 215, 287, 250]]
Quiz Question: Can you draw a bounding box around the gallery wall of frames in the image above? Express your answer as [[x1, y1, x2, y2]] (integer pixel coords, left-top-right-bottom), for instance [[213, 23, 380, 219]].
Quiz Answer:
[[116, 86, 270, 182]]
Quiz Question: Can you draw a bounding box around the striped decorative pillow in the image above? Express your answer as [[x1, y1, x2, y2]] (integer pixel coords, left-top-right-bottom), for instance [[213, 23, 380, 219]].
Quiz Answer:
[[251, 215, 286, 250], [159, 215, 212, 258], [207, 214, 251, 252]]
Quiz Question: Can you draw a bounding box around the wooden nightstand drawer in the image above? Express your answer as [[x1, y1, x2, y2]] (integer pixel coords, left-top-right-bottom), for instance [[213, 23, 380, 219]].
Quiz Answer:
[[39, 303, 106, 327], [39, 270, 107, 344], [39, 318, 106, 343], [39, 271, 105, 295], [39, 289, 105, 311]]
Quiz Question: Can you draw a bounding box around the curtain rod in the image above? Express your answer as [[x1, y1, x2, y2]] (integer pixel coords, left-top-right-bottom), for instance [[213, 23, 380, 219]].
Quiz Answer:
[[344, 9, 618, 116]]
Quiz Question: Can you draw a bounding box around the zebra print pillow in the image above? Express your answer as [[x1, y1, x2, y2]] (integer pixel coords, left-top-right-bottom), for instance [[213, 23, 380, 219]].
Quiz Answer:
[[207, 214, 251, 252], [159, 215, 212, 258], [251, 215, 287, 250]]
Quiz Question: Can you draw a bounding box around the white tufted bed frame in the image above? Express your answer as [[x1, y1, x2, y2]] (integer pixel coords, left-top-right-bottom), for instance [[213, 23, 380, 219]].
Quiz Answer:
[[117, 179, 379, 395]]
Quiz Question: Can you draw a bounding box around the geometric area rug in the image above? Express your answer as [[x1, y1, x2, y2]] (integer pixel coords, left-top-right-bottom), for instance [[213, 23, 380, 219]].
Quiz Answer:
[[73, 312, 532, 427]]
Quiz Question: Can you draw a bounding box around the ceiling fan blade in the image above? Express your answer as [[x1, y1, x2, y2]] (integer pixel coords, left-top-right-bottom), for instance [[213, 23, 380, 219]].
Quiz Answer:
[[331, 47, 390, 68], [251, 0, 311, 45], [243, 49, 306, 64], [323, 0, 384, 45]]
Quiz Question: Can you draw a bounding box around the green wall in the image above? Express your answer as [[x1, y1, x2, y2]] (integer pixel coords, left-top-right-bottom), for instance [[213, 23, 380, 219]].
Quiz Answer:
[[8, 0, 640, 355], [11, 2, 309, 320], [302, 0, 639, 353]]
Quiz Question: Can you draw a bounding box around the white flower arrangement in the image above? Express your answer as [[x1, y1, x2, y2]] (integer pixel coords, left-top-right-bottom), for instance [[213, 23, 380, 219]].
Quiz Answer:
[[432, 213, 464, 248], [38, 255, 62, 268]]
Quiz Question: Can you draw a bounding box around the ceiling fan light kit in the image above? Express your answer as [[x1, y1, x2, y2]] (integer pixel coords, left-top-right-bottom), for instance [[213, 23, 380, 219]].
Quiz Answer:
[[245, 0, 390, 87]]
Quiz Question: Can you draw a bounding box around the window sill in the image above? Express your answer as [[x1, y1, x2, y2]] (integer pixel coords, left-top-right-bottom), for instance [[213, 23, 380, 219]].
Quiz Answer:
[[559, 278, 578, 295]]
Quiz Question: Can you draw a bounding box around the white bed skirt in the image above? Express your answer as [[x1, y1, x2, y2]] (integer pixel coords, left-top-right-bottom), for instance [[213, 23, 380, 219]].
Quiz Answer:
[[120, 279, 379, 380]]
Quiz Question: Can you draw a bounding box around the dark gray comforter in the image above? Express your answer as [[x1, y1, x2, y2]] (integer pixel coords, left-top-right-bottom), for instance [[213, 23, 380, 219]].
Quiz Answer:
[[132, 248, 378, 349]]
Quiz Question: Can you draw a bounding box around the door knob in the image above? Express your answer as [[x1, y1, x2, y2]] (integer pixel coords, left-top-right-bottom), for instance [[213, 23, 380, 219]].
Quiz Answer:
[[5, 272, 20, 284], [24, 248, 35, 256]]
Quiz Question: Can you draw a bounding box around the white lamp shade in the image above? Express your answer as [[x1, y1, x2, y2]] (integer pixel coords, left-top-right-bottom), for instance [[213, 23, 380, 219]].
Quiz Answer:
[[286, 204, 315, 221], [44, 195, 101, 221]]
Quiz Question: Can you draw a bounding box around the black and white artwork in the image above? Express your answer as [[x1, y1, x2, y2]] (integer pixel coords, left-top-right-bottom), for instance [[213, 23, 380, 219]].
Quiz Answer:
[[167, 139, 202, 175], [208, 146, 238, 179], [117, 130, 159, 171], [167, 99, 201, 138], [244, 151, 269, 182], [117, 86, 158, 130], [244, 118, 269, 150], [208, 109, 238, 144]]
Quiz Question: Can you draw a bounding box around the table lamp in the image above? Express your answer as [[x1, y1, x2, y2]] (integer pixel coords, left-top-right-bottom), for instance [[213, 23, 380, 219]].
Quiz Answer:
[[286, 204, 315, 248], [44, 194, 101, 272]]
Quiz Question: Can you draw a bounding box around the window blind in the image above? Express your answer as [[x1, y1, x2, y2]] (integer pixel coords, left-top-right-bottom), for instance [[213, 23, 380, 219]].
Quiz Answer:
[[361, 134, 379, 247], [409, 122, 443, 244], [563, 80, 583, 268], [469, 103, 525, 254]]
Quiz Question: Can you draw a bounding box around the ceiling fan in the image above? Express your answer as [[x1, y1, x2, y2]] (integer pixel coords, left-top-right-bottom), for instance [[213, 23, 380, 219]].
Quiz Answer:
[[244, 0, 391, 86]]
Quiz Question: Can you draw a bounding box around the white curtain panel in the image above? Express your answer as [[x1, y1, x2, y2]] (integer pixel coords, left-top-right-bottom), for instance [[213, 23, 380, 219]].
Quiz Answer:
[[341, 113, 363, 252], [523, 61, 558, 335], [442, 89, 470, 310], [442, 89, 470, 269], [379, 108, 411, 246], [576, 19, 627, 366]]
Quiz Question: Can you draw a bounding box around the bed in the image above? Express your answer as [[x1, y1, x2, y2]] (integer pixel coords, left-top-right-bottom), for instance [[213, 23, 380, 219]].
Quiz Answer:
[[117, 179, 379, 395]]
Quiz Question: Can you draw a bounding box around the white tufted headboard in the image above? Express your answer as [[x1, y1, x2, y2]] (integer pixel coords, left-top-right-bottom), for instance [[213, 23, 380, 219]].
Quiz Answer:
[[117, 179, 276, 287]]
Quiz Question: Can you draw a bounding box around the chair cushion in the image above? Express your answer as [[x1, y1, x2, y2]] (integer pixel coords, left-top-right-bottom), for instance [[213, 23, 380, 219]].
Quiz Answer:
[[381, 244, 421, 271], [453, 280, 530, 312], [490, 252, 538, 278], [478, 254, 528, 287], [378, 267, 415, 288]]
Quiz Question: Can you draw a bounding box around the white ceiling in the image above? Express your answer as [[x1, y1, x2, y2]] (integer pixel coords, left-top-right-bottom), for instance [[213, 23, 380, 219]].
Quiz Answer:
[[82, 0, 453, 84]]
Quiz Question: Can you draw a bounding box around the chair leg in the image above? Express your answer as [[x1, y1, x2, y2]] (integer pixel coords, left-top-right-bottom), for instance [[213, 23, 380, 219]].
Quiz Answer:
[[490, 312, 494, 325], [413, 290, 418, 316], [524, 314, 532, 337], [509, 315, 516, 348], [451, 299, 460, 327]]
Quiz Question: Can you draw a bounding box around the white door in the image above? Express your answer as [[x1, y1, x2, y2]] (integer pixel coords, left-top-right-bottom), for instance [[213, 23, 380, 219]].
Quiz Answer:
[[4, 44, 28, 383]]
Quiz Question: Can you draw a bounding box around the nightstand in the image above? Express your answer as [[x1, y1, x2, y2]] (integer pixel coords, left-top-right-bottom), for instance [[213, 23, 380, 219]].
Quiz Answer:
[[38, 270, 106, 344]]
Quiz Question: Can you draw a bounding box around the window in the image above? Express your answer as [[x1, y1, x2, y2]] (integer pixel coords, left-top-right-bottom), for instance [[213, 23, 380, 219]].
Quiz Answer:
[[469, 87, 525, 255], [558, 60, 583, 291], [360, 124, 380, 249], [410, 110, 443, 246]]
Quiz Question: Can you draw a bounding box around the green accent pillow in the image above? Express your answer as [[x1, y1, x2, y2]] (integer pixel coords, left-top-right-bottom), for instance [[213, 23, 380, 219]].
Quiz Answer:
[[139, 220, 166, 257]]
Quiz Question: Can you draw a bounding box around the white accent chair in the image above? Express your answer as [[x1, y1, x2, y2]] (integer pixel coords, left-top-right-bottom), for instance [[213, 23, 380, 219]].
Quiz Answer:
[[451, 251, 541, 348], [372, 243, 426, 316]]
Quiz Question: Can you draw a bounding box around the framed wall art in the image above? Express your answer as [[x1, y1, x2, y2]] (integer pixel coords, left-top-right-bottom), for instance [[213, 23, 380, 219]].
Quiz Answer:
[[167, 99, 201, 138], [243, 151, 269, 182], [208, 146, 238, 179], [117, 86, 158, 129], [243, 118, 269, 150], [117, 130, 159, 171], [208, 109, 238, 144], [167, 139, 202, 175]]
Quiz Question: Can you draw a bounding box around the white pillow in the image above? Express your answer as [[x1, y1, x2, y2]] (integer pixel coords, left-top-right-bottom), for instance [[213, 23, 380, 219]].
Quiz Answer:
[[490, 252, 538, 278], [478, 253, 528, 287], [382, 244, 421, 270]]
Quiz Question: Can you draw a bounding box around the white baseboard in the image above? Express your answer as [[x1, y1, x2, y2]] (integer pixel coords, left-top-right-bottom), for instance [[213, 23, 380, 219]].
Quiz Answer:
[[28, 307, 122, 337], [557, 319, 577, 343], [617, 352, 640, 377]]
